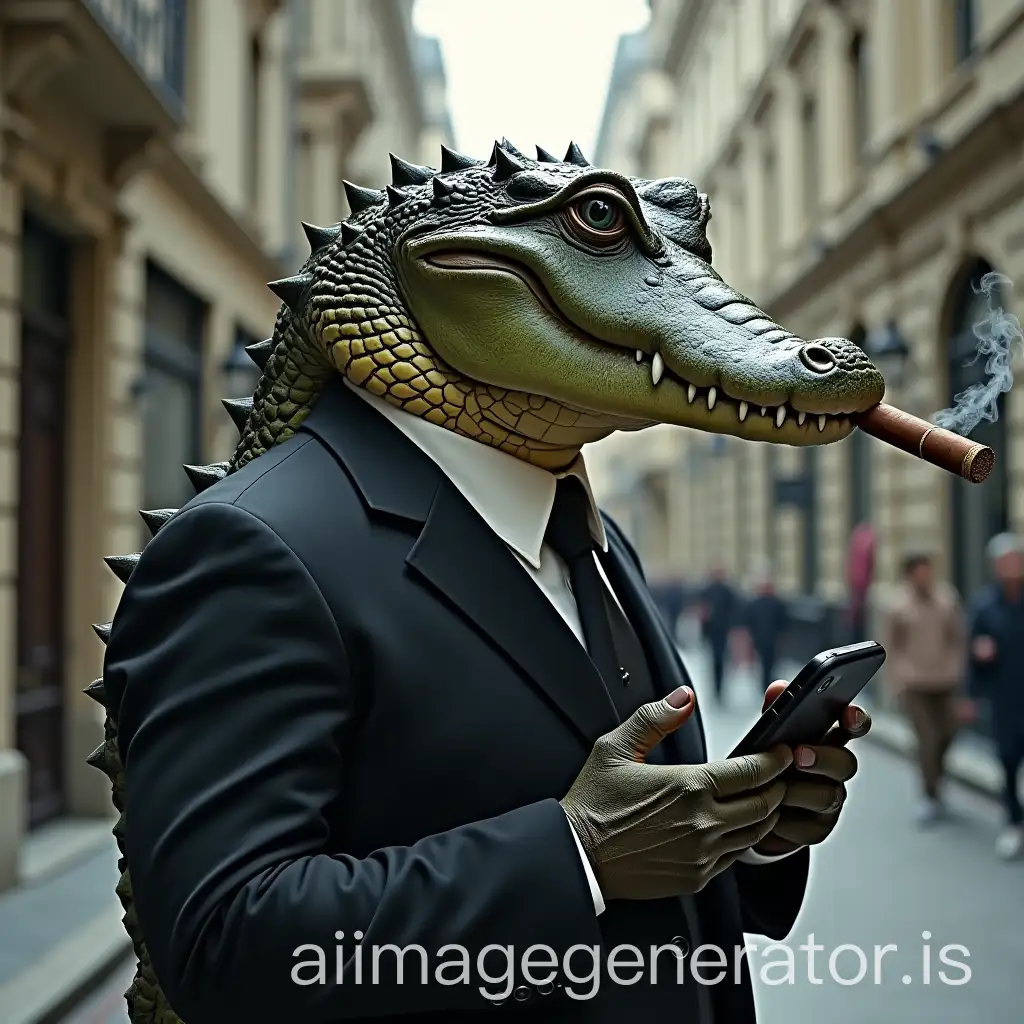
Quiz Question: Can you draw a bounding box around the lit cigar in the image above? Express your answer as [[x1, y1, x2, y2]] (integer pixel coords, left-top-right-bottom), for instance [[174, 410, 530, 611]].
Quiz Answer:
[[856, 403, 994, 484]]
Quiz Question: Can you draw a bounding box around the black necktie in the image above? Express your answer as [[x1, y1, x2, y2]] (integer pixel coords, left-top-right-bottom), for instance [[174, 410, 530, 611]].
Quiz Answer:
[[545, 477, 622, 691]]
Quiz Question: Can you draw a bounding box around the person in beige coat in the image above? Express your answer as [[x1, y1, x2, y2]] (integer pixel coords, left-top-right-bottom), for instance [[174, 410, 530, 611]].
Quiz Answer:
[[881, 553, 968, 824]]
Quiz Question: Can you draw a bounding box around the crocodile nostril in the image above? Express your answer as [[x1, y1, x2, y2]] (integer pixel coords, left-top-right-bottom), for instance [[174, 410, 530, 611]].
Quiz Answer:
[[799, 344, 837, 374]]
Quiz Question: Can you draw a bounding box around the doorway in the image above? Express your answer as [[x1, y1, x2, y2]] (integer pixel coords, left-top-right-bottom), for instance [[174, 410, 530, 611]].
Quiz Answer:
[[16, 216, 72, 827]]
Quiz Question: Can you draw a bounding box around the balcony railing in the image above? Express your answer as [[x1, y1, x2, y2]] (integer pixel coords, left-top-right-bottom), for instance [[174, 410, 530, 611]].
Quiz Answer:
[[82, 0, 187, 115]]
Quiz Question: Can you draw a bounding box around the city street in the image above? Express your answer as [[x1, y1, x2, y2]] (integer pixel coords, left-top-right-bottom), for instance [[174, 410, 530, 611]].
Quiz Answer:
[[58, 650, 1022, 1024]]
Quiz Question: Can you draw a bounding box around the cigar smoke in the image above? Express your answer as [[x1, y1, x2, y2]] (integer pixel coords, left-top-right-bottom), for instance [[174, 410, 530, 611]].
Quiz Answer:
[[933, 272, 1023, 435]]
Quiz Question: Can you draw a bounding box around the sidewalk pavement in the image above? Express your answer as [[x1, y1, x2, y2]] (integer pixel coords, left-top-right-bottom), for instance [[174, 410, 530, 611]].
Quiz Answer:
[[0, 645, 1005, 1024], [0, 818, 129, 1024]]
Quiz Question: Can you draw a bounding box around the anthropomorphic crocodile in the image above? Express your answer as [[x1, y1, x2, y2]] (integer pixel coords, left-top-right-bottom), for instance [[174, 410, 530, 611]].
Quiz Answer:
[[84, 139, 885, 1023]]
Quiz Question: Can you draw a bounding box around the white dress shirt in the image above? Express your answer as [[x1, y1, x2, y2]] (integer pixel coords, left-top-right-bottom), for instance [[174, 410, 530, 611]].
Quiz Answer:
[[345, 381, 792, 917]]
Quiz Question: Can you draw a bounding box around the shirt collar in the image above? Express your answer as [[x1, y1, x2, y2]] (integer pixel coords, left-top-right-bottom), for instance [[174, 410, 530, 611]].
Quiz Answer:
[[344, 380, 607, 569]]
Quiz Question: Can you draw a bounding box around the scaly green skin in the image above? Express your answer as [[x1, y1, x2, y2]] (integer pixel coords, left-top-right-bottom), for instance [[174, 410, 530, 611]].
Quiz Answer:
[[84, 139, 885, 1023]]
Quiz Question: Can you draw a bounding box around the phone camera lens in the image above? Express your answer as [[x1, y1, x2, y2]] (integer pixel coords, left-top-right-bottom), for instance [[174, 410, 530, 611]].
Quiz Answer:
[[817, 677, 834, 693]]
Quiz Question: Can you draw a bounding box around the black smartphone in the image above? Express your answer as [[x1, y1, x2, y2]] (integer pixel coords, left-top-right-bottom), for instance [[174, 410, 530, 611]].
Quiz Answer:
[[728, 641, 886, 758]]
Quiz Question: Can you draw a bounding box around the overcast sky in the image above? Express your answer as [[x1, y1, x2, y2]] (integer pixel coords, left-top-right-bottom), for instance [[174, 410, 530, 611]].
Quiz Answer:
[[413, 0, 651, 162]]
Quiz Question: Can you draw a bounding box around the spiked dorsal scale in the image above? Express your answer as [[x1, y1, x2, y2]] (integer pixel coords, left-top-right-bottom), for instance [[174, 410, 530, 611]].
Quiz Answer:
[[245, 338, 273, 370], [92, 621, 112, 644], [390, 153, 434, 186], [564, 141, 589, 166], [492, 145, 525, 182], [104, 553, 141, 585], [386, 185, 411, 207], [500, 138, 528, 159], [139, 508, 177, 536], [340, 223, 363, 246], [536, 145, 559, 163], [301, 221, 341, 253], [83, 678, 107, 707], [432, 176, 452, 200], [267, 274, 312, 312], [222, 397, 253, 433], [344, 180, 385, 215], [440, 145, 480, 172], [183, 462, 229, 493]]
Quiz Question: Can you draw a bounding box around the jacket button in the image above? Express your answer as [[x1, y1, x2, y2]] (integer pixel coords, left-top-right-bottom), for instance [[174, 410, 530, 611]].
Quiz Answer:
[[671, 935, 690, 956], [513, 985, 531, 1001], [537, 981, 554, 995]]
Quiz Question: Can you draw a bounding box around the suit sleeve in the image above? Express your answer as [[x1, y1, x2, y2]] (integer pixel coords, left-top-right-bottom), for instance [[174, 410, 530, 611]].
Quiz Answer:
[[733, 846, 810, 939], [109, 501, 602, 1023]]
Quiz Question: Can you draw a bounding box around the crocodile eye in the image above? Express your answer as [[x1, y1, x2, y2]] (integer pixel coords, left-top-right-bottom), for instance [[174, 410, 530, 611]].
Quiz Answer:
[[581, 198, 616, 230], [566, 191, 629, 246]]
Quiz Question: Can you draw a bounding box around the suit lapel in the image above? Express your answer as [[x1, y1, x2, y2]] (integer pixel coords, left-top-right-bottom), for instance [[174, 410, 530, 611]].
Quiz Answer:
[[300, 379, 620, 750], [597, 526, 707, 764], [407, 478, 620, 748]]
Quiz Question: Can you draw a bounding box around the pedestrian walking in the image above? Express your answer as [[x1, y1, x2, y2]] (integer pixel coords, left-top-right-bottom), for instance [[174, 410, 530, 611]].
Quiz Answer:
[[744, 573, 790, 695], [881, 553, 967, 826], [700, 564, 739, 705], [969, 533, 1024, 859]]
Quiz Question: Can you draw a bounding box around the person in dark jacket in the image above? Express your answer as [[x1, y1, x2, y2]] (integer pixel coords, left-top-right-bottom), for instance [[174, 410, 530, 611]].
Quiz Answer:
[[968, 533, 1024, 859], [700, 566, 739, 705], [745, 575, 791, 696]]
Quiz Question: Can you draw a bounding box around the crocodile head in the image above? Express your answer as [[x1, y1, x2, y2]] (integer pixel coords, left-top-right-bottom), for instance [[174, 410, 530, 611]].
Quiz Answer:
[[253, 140, 884, 471]]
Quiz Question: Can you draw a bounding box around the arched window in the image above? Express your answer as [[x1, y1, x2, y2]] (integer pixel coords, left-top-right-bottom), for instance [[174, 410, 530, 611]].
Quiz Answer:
[[946, 258, 1010, 600]]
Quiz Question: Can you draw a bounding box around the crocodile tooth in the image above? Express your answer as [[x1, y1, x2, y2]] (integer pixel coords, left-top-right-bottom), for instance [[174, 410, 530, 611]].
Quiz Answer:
[[775, 406, 787, 428], [651, 351, 665, 386], [738, 401, 748, 422], [798, 411, 806, 426], [761, 406, 767, 416], [687, 384, 696, 403], [818, 415, 827, 432], [707, 387, 717, 410], [635, 349, 643, 363]]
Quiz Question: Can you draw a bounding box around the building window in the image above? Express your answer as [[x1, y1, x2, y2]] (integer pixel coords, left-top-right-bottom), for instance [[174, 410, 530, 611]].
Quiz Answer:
[[245, 31, 263, 216], [953, 0, 976, 65], [801, 96, 819, 220], [141, 265, 205, 530], [850, 31, 871, 158]]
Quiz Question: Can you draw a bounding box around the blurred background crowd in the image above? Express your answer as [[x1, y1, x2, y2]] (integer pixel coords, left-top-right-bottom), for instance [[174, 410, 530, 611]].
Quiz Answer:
[[0, 1, 1022, 1021], [652, 534, 1024, 860]]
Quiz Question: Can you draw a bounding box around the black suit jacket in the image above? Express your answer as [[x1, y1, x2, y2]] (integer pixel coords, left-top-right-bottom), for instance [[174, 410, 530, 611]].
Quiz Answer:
[[107, 378, 809, 1024]]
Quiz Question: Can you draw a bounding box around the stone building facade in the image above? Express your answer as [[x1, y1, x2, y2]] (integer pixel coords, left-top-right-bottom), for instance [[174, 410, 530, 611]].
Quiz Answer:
[[0, 0, 451, 889], [591, 0, 1024, 624]]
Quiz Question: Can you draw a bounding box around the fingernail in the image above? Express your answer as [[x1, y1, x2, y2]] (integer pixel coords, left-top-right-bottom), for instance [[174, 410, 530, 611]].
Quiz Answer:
[[666, 686, 693, 709], [796, 747, 816, 768]]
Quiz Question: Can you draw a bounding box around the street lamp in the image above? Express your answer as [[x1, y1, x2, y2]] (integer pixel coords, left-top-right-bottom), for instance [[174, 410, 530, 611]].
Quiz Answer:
[[221, 330, 261, 396], [865, 320, 912, 389]]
